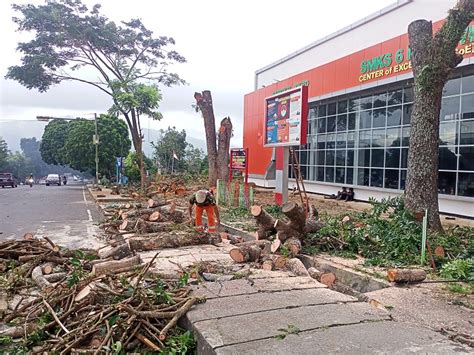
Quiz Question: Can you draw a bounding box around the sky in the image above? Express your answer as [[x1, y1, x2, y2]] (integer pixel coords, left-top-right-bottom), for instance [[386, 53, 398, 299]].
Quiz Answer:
[[0, 0, 395, 152]]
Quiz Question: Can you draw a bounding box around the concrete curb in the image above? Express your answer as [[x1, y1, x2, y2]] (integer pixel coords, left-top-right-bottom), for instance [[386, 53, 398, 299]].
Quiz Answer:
[[86, 184, 133, 203]]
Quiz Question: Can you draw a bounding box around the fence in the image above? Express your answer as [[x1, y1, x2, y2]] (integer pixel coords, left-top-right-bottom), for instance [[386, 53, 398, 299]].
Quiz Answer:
[[216, 179, 254, 208]]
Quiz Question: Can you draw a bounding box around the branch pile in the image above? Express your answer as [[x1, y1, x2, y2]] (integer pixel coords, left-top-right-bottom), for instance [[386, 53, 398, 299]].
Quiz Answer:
[[0, 237, 202, 353]]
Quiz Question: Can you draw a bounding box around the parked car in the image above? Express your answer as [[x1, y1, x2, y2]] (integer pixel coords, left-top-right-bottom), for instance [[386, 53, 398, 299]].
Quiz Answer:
[[38, 177, 47, 185], [46, 174, 61, 186], [0, 173, 18, 188]]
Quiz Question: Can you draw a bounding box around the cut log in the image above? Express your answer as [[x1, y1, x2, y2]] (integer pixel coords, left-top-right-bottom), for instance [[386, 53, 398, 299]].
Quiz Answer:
[[31, 265, 53, 291], [307, 267, 323, 280], [139, 221, 174, 234], [271, 239, 281, 253], [274, 220, 301, 242], [283, 237, 302, 257], [263, 254, 287, 269], [434, 246, 445, 258], [250, 205, 276, 240], [147, 197, 167, 208], [92, 255, 141, 276], [319, 272, 336, 288], [75, 283, 94, 303], [42, 262, 55, 275], [234, 240, 272, 254], [285, 258, 309, 277], [262, 259, 274, 271], [99, 243, 132, 260], [148, 211, 161, 222], [303, 219, 325, 234], [43, 236, 60, 253], [229, 244, 261, 263], [282, 202, 306, 232], [44, 272, 67, 283], [128, 232, 220, 252], [387, 268, 427, 283], [23, 232, 35, 240]]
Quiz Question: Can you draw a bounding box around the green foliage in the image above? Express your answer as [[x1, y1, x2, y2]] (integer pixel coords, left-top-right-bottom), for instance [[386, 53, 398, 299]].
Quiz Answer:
[[446, 283, 474, 295], [123, 151, 155, 183], [6, 151, 34, 182], [0, 137, 9, 170], [275, 324, 301, 340], [66, 257, 86, 287], [264, 205, 284, 219], [220, 207, 249, 223], [153, 127, 187, 174], [440, 259, 473, 280], [0, 336, 13, 345], [110, 82, 163, 121], [162, 329, 196, 355], [40, 120, 70, 165]]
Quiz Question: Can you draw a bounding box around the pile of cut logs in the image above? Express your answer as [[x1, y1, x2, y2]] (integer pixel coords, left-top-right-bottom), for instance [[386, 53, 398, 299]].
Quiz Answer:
[[0, 237, 201, 353]]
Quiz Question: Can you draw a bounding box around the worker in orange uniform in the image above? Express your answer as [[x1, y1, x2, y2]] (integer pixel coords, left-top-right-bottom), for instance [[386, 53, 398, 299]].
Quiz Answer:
[[188, 189, 220, 233]]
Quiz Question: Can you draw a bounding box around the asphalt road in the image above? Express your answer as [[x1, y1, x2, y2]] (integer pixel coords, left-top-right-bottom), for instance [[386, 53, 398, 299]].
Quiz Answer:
[[0, 182, 104, 249]]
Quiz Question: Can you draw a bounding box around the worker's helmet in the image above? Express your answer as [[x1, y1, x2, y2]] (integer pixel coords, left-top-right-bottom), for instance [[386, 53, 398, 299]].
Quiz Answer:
[[195, 190, 207, 204]]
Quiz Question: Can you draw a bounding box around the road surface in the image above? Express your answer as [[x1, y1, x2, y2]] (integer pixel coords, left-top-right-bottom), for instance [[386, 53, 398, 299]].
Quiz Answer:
[[0, 182, 104, 249]]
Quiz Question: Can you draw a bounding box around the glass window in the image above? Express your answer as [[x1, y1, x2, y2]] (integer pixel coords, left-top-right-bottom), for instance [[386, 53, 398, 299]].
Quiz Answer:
[[336, 150, 346, 166], [325, 167, 335, 182], [348, 113, 356, 130], [385, 149, 400, 168], [461, 94, 474, 119], [401, 148, 408, 168], [317, 117, 326, 133], [402, 127, 410, 147], [299, 150, 308, 165], [439, 122, 457, 145], [347, 150, 354, 166], [359, 130, 371, 148], [326, 133, 336, 149], [337, 114, 347, 131], [373, 108, 386, 128], [403, 104, 412, 125], [358, 168, 370, 186], [358, 149, 370, 167], [439, 146, 457, 170], [346, 168, 354, 184], [326, 150, 335, 165], [461, 74, 474, 94], [373, 92, 387, 108], [318, 105, 327, 117], [360, 95, 372, 110], [384, 169, 399, 189], [336, 133, 346, 149], [327, 116, 336, 132], [309, 107, 317, 119], [317, 134, 326, 150], [460, 120, 474, 145], [317, 166, 324, 181], [386, 127, 401, 147], [299, 165, 307, 180], [404, 87, 414, 103], [400, 170, 407, 189], [370, 169, 383, 187], [387, 106, 402, 126], [372, 129, 385, 148], [328, 102, 337, 116], [371, 149, 384, 167], [459, 146, 474, 171], [388, 89, 403, 106], [458, 173, 474, 197], [438, 171, 456, 195], [349, 98, 360, 112], [360, 110, 372, 129], [440, 96, 460, 121], [317, 150, 325, 165], [347, 132, 355, 148], [443, 77, 461, 96], [338, 100, 348, 114], [336, 167, 345, 183]]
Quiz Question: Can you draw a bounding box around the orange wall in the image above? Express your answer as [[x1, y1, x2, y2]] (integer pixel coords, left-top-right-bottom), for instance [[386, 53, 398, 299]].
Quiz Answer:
[[244, 20, 474, 176]]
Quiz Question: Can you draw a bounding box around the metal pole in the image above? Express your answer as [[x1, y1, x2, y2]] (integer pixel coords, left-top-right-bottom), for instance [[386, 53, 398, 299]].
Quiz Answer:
[[94, 113, 99, 186]]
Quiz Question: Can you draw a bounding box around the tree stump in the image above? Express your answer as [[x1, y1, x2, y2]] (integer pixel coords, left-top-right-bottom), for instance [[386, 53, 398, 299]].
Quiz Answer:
[[250, 205, 276, 240]]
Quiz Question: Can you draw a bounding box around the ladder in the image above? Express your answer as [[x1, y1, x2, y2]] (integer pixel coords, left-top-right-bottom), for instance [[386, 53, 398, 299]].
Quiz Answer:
[[289, 147, 309, 214]]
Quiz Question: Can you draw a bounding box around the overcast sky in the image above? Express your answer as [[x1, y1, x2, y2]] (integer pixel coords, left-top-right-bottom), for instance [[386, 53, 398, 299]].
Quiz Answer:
[[0, 0, 395, 150]]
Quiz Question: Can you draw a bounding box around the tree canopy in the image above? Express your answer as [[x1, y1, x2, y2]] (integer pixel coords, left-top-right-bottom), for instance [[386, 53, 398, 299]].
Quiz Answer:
[[0, 137, 9, 171]]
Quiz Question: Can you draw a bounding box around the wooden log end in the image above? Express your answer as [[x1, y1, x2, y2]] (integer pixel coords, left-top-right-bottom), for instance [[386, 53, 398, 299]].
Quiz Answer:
[[250, 205, 262, 217], [229, 248, 245, 263], [320, 272, 336, 288]]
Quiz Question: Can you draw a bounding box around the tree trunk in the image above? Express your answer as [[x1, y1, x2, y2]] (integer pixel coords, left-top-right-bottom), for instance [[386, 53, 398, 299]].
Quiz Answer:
[[405, 1, 474, 231], [250, 205, 276, 240], [194, 91, 218, 187], [387, 268, 427, 283], [216, 117, 232, 182], [229, 244, 262, 263], [127, 232, 220, 251]]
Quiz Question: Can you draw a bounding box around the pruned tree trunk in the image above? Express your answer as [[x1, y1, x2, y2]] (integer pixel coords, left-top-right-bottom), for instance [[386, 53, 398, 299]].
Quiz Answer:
[[217, 117, 232, 182], [405, 0, 474, 231], [251, 205, 276, 240], [127, 232, 220, 251]]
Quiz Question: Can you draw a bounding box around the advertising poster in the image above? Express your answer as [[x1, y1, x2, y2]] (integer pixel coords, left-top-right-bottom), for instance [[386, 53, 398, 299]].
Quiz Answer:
[[231, 149, 247, 170], [263, 85, 308, 147]]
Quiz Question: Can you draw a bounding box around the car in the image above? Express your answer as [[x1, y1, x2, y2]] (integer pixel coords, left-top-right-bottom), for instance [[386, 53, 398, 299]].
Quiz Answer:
[[0, 173, 18, 188], [38, 177, 47, 185], [46, 174, 61, 186]]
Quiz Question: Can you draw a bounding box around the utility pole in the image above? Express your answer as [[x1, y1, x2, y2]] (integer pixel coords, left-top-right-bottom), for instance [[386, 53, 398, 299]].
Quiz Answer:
[[94, 113, 99, 186]]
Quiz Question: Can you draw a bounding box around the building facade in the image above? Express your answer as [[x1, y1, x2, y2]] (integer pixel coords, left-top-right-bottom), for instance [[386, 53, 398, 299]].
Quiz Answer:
[[243, 0, 474, 217]]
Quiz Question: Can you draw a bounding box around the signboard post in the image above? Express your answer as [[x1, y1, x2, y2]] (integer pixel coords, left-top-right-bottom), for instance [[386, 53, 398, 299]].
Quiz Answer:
[[263, 85, 308, 205], [229, 148, 248, 184]]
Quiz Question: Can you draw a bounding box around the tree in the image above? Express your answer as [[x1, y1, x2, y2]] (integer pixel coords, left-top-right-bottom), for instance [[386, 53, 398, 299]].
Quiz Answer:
[[405, 0, 474, 231], [152, 127, 187, 174], [194, 91, 233, 186], [123, 151, 155, 183], [40, 120, 70, 166], [7, 151, 34, 181], [184, 145, 207, 175], [6, 0, 185, 187], [0, 137, 9, 171]]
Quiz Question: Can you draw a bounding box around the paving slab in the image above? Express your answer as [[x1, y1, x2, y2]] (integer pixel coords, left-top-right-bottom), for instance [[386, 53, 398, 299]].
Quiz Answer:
[[190, 302, 390, 350], [187, 288, 356, 322], [215, 320, 471, 354]]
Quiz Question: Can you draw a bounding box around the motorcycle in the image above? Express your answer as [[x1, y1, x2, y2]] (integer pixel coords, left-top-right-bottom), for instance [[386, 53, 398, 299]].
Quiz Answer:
[[28, 178, 34, 188]]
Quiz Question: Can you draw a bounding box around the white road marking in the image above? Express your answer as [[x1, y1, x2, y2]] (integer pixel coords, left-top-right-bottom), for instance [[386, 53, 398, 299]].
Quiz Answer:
[[82, 186, 93, 222], [87, 209, 93, 222]]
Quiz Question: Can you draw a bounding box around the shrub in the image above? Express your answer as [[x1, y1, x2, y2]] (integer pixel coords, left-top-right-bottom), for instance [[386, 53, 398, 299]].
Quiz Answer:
[[440, 259, 473, 280]]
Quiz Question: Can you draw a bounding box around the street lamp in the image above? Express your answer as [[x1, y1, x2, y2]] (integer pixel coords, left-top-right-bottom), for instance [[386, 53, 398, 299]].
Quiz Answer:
[[36, 114, 99, 186]]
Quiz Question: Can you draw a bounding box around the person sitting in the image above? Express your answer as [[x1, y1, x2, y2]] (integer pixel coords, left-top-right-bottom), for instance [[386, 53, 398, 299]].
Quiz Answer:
[[188, 189, 220, 233], [336, 187, 348, 200], [345, 187, 355, 202]]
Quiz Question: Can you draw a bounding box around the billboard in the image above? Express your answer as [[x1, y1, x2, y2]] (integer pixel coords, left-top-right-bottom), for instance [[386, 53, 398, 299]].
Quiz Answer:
[[263, 85, 308, 147], [230, 148, 247, 170]]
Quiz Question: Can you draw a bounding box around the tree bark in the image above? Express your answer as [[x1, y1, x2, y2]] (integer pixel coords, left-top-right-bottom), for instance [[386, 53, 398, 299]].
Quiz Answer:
[[216, 117, 232, 182], [127, 232, 219, 251], [405, 1, 474, 231], [194, 90, 218, 187], [229, 244, 262, 263], [250, 205, 277, 240], [387, 268, 427, 283]]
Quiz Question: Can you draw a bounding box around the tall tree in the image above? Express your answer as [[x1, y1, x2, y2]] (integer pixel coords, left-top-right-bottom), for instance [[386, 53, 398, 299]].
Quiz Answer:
[[40, 120, 70, 166], [0, 137, 9, 170], [405, 0, 474, 230], [152, 127, 187, 174], [6, 0, 185, 186], [194, 91, 233, 186]]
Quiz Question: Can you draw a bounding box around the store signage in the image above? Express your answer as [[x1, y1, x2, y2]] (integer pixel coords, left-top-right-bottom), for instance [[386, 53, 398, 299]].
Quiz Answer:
[[272, 80, 309, 95], [230, 149, 247, 170], [358, 25, 474, 83], [264, 85, 308, 147]]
